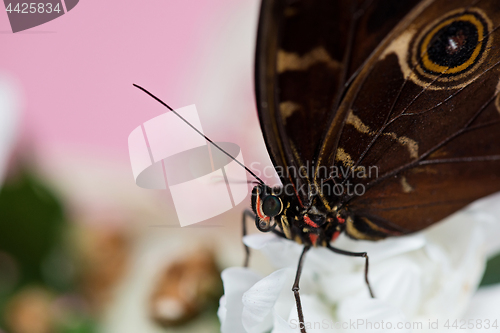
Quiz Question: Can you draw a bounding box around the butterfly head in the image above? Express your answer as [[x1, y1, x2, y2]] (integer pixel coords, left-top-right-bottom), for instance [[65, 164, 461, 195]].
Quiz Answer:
[[251, 184, 346, 246], [251, 185, 284, 232]]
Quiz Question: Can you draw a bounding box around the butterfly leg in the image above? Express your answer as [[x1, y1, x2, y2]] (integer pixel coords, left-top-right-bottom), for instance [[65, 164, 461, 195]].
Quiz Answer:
[[326, 244, 375, 298], [242, 209, 288, 267], [242, 209, 255, 267], [293, 245, 311, 333]]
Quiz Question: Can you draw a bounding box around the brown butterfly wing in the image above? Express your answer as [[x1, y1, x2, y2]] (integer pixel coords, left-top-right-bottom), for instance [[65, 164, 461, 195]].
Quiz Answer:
[[255, 0, 421, 204], [316, 0, 500, 238]]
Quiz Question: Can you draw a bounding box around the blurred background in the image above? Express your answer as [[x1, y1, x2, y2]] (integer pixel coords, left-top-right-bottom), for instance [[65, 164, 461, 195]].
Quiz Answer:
[[0, 1, 281, 332], [1, 1, 500, 333]]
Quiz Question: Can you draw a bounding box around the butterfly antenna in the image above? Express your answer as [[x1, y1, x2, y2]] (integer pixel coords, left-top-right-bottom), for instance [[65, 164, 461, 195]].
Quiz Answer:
[[133, 84, 265, 185]]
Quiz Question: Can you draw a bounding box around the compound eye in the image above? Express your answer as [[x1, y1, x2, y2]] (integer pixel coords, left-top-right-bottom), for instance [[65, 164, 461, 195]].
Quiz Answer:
[[262, 195, 282, 217]]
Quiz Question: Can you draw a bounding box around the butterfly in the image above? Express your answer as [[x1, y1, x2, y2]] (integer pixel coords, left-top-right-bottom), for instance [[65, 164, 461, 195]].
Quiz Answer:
[[248, 0, 500, 331]]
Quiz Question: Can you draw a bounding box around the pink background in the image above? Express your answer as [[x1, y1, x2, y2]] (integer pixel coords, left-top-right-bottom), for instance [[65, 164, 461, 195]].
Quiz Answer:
[[0, 0, 269, 164], [0, 4, 280, 329], [0, 0, 279, 226]]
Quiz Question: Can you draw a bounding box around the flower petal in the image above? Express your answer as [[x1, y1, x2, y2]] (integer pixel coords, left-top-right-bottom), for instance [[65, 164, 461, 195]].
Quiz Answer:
[[286, 295, 334, 333], [219, 267, 262, 333], [463, 284, 500, 325], [272, 311, 297, 333], [467, 191, 500, 257], [0, 75, 21, 184], [338, 298, 411, 333], [245, 234, 304, 270], [243, 233, 279, 250], [242, 268, 293, 333], [420, 216, 486, 319], [332, 233, 426, 264], [370, 258, 422, 318], [218, 295, 227, 325]]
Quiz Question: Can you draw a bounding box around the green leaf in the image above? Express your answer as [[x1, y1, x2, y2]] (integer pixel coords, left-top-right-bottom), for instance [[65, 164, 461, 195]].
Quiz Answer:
[[0, 169, 67, 290], [480, 252, 500, 287]]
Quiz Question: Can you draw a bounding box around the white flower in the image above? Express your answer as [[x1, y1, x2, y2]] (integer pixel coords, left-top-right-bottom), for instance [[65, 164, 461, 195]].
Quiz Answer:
[[218, 192, 500, 333], [0, 74, 21, 185]]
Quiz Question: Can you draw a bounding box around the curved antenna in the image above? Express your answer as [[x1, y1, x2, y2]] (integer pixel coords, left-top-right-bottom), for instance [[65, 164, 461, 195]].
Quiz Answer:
[[133, 84, 265, 185]]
